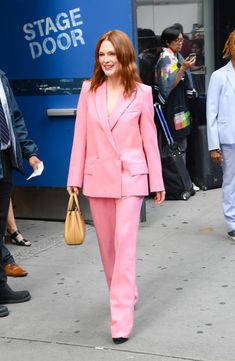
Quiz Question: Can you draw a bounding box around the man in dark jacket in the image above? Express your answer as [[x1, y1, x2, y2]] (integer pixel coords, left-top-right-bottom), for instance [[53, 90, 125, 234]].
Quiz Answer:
[[0, 69, 41, 317], [138, 28, 161, 102]]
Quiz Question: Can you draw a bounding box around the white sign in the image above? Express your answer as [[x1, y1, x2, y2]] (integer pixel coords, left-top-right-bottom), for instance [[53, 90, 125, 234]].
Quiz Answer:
[[23, 8, 86, 60]]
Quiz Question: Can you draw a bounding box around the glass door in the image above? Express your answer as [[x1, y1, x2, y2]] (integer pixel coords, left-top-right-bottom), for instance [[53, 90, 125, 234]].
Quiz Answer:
[[135, 0, 214, 95]]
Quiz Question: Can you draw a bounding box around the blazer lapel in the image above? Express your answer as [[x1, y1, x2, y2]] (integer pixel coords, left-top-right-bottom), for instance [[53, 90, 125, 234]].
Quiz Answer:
[[226, 61, 235, 92], [93, 82, 119, 152], [109, 90, 137, 130]]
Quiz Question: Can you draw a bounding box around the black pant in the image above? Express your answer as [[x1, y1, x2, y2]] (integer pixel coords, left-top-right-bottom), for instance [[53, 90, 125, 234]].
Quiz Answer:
[[0, 150, 13, 288]]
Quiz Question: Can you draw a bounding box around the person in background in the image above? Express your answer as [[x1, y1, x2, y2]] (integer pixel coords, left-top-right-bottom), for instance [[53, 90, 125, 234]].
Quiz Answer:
[[138, 28, 161, 101], [173, 23, 191, 58], [207, 30, 235, 240], [67, 29, 165, 343], [0, 68, 41, 317], [190, 38, 205, 72], [155, 26, 199, 192]]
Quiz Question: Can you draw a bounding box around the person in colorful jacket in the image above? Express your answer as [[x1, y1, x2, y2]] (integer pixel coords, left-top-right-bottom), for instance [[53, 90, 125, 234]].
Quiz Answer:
[[155, 25, 196, 160]]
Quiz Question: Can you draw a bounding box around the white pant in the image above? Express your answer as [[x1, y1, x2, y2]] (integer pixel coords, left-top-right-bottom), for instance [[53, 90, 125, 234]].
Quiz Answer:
[[221, 144, 235, 231]]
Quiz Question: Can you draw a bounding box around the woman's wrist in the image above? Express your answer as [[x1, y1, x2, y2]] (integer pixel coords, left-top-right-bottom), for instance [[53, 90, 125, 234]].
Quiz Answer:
[[179, 66, 185, 74]]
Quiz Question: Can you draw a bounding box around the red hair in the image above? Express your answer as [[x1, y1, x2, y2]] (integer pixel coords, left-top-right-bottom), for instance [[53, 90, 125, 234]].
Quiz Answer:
[[222, 30, 235, 59], [90, 30, 142, 96]]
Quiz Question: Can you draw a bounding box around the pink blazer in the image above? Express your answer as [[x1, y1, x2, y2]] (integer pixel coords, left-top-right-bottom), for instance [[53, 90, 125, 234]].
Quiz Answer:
[[67, 80, 164, 198]]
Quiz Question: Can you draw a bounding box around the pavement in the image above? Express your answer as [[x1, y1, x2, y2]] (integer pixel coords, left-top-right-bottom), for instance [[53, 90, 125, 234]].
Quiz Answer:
[[1, 188, 235, 361]]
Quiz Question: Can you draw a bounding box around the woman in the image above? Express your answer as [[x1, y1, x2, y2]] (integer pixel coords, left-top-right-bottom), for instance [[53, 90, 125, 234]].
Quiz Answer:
[[207, 29, 235, 240], [155, 26, 196, 161], [67, 29, 165, 344], [190, 39, 205, 71]]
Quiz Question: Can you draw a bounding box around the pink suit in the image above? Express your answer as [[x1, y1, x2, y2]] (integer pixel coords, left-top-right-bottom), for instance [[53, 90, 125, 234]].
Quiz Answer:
[[67, 80, 164, 337]]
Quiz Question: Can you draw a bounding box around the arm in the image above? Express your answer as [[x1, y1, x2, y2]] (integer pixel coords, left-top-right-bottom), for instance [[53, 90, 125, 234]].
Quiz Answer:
[[210, 149, 223, 166], [5, 77, 38, 160], [4, 76, 40, 170], [156, 55, 174, 102], [171, 56, 196, 90], [206, 71, 221, 151], [67, 81, 89, 194], [139, 86, 165, 204]]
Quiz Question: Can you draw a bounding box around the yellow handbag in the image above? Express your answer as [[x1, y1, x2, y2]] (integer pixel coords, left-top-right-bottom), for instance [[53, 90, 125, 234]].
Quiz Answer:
[[64, 193, 85, 245]]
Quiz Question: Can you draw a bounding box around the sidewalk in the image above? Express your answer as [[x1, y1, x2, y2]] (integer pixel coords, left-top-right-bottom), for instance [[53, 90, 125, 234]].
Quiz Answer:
[[1, 188, 235, 361]]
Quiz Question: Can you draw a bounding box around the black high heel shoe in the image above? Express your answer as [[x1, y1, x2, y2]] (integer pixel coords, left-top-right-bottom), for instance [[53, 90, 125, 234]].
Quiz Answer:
[[112, 337, 128, 344], [7, 230, 31, 247]]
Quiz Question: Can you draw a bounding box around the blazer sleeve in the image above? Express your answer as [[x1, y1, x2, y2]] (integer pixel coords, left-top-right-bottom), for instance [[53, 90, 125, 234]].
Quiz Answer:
[[206, 71, 221, 150], [3, 74, 38, 159], [156, 53, 178, 102], [67, 81, 89, 187], [139, 86, 165, 192]]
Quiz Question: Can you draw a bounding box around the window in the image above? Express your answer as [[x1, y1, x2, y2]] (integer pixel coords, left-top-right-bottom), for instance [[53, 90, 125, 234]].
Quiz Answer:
[[136, 0, 214, 94]]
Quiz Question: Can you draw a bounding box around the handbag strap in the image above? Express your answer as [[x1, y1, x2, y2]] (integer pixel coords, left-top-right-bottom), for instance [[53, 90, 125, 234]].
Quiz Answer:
[[154, 103, 174, 145], [67, 193, 81, 212]]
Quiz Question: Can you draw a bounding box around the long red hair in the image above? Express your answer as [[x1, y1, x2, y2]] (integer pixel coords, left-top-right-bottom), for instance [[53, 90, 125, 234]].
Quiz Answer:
[[90, 30, 142, 96], [222, 29, 235, 59]]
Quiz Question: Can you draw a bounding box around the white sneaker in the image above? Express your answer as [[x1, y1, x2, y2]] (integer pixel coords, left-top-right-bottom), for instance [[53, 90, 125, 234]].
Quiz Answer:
[[192, 183, 200, 192]]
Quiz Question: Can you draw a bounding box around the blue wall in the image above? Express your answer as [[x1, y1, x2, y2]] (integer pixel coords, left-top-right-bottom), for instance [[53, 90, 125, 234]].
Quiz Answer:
[[1, 0, 136, 186]]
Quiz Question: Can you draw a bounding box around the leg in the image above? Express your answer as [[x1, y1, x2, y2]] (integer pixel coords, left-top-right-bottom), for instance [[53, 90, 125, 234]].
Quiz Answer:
[[0, 178, 11, 316], [2, 243, 15, 264], [6, 199, 17, 232], [6, 199, 31, 246], [2, 222, 28, 278], [0, 180, 12, 288], [177, 137, 198, 192], [0, 151, 30, 303], [3, 242, 28, 277], [88, 197, 116, 288], [110, 196, 143, 338], [176, 137, 187, 164], [221, 144, 235, 232]]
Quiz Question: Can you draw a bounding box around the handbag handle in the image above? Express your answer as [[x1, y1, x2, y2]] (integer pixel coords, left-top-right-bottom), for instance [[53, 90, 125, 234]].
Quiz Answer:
[[154, 103, 174, 145], [67, 192, 81, 212]]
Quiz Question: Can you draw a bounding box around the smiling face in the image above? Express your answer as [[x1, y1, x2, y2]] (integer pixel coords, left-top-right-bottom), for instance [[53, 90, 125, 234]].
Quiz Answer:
[[98, 39, 121, 79]]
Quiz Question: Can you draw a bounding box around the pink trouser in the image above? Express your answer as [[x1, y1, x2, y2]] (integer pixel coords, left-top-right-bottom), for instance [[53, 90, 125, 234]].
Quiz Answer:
[[88, 196, 143, 338]]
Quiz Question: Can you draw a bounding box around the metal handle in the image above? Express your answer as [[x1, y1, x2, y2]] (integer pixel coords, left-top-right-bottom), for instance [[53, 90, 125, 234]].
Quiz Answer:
[[47, 109, 77, 117]]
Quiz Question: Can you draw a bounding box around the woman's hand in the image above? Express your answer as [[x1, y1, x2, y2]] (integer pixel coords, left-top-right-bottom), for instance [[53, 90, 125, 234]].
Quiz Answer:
[[210, 149, 223, 166], [154, 191, 166, 205], [173, 56, 196, 90], [67, 186, 79, 195], [181, 56, 196, 71]]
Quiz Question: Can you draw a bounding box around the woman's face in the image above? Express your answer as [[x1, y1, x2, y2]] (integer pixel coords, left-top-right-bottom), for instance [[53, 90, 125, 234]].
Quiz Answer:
[[191, 43, 200, 55], [99, 40, 121, 79], [229, 35, 235, 60], [167, 32, 184, 54]]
